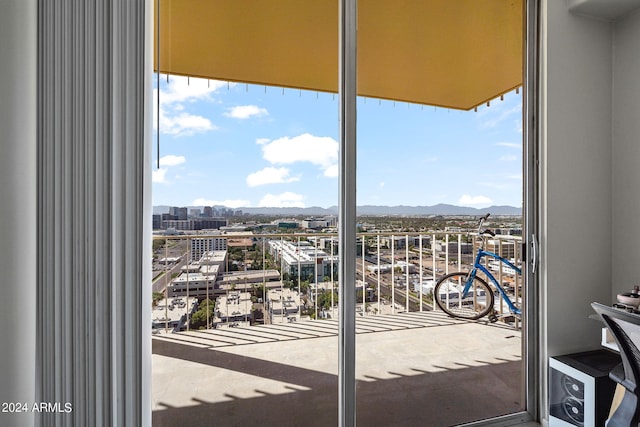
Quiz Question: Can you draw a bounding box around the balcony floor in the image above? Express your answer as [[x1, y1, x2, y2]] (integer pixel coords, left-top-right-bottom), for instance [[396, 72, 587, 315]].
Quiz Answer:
[[152, 311, 525, 427]]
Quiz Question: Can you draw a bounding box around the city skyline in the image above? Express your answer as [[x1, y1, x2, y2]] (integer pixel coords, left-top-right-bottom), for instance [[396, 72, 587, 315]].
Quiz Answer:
[[153, 75, 523, 209]]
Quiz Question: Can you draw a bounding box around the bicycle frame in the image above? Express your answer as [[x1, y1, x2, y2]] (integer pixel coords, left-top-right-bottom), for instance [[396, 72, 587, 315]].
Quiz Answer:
[[463, 248, 522, 316]]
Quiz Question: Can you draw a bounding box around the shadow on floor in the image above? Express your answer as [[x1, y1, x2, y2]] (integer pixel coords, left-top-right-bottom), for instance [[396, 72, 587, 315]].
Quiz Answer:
[[152, 339, 522, 427]]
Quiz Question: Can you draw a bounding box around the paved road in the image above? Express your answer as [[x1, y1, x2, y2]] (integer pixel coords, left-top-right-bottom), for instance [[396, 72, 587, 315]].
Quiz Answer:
[[152, 258, 187, 293], [356, 261, 428, 312]]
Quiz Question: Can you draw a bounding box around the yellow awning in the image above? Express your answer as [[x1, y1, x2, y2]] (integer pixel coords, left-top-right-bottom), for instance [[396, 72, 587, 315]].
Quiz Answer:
[[154, 0, 523, 111]]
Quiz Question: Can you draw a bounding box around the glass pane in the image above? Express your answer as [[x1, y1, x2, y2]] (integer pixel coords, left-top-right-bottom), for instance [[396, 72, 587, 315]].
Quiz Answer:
[[150, 74, 340, 424], [354, 91, 525, 426], [151, 2, 526, 425]]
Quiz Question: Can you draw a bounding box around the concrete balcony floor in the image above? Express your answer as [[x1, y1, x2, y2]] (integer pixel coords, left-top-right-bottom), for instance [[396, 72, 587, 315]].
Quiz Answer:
[[152, 311, 525, 426]]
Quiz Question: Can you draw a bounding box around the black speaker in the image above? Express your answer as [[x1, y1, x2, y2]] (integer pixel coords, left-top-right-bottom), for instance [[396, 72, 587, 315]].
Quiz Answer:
[[549, 350, 620, 426]]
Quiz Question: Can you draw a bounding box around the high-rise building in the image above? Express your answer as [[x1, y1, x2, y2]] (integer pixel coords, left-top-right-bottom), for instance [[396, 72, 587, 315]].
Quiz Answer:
[[162, 212, 177, 221], [176, 207, 188, 220], [191, 236, 228, 262], [152, 214, 161, 230]]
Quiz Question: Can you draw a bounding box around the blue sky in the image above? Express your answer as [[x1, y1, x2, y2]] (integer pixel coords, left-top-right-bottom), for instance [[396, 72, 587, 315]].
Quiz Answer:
[[152, 75, 522, 209]]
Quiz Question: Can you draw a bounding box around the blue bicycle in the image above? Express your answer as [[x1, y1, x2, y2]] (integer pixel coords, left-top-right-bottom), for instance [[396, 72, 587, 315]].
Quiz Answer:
[[433, 213, 522, 321]]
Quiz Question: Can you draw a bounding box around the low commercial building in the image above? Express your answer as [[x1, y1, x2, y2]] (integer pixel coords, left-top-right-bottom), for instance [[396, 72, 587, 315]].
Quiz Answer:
[[217, 269, 281, 291], [367, 264, 391, 274], [301, 217, 335, 230], [432, 241, 473, 255], [158, 256, 181, 264], [268, 239, 338, 283], [486, 239, 517, 259], [214, 291, 252, 326], [152, 297, 198, 333], [380, 235, 432, 250], [266, 288, 300, 323], [167, 272, 217, 298], [160, 218, 228, 231], [366, 261, 415, 274]]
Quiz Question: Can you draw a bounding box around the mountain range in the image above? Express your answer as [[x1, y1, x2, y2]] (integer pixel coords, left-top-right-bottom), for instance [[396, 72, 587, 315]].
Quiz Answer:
[[153, 204, 521, 216]]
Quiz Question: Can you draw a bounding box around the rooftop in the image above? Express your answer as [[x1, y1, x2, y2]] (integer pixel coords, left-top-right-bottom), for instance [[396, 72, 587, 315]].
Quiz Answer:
[[152, 297, 197, 329]]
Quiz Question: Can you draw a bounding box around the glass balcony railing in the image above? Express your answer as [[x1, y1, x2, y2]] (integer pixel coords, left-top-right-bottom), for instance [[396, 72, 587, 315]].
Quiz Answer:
[[151, 230, 523, 333], [151, 229, 524, 426]]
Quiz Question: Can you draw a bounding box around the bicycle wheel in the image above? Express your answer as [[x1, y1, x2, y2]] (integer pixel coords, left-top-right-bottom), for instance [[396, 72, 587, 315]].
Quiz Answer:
[[434, 272, 494, 320]]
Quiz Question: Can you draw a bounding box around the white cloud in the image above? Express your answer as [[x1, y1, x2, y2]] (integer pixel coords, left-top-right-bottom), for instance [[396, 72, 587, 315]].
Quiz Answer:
[[256, 138, 271, 145], [259, 192, 305, 208], [246, 167, 300, 187], [496, 142, 520, 149], [323, 164, 339, 178], [458, 194, 493, 207], [159, 155, 186, 167], [224, 105, 269, 119], [157, 110, 216, 137], [152, 155, 187, 184], [152, 168, 168, 183], [260, 133, 338, 177], [153, 75, 225, 137], [192, 198, 250, 209], [478, 103, 522, 130], [379, 182, 385, 187], [157, 75, 227, 107]]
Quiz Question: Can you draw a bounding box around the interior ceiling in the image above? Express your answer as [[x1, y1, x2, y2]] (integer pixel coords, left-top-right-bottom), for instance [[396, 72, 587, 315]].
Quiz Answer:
[[154, 0, 523, 111], [567, 0, 640, 21]]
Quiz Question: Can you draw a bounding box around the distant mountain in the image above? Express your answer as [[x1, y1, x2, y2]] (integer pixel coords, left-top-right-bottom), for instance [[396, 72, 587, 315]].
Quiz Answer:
[[356, 204, 521, 216], [153, 204, 521, 216]]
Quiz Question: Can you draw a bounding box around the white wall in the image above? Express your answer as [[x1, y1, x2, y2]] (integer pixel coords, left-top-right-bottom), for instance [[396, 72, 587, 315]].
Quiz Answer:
[[611, 10, 640, 297], [542, 0, 613, 358], [0, 1, 36, 426], [540, 2, 640, 423]]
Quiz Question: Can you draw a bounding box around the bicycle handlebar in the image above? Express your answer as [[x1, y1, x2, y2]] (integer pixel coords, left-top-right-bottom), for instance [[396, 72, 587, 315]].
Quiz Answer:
[[478, 213, 496, 236]]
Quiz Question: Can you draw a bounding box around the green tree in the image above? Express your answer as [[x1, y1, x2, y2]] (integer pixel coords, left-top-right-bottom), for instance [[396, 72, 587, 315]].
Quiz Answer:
[[300, 280, 310, 295], [252, 283, 266, 299], [316, 290, 338, 310], [152, 239, 165, 252], [152, 291, 164, 307], [190, 298, 216, 329]]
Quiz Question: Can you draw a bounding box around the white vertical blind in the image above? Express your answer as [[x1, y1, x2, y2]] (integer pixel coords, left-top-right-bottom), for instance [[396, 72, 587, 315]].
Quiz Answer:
[[37, 1, 151, 425]]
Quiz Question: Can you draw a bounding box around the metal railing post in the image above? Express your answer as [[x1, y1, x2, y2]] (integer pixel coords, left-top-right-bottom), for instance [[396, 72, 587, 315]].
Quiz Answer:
[[391, 235, 395, 313], [405, 235, 409, 312], [419, 235, 423, 312]]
